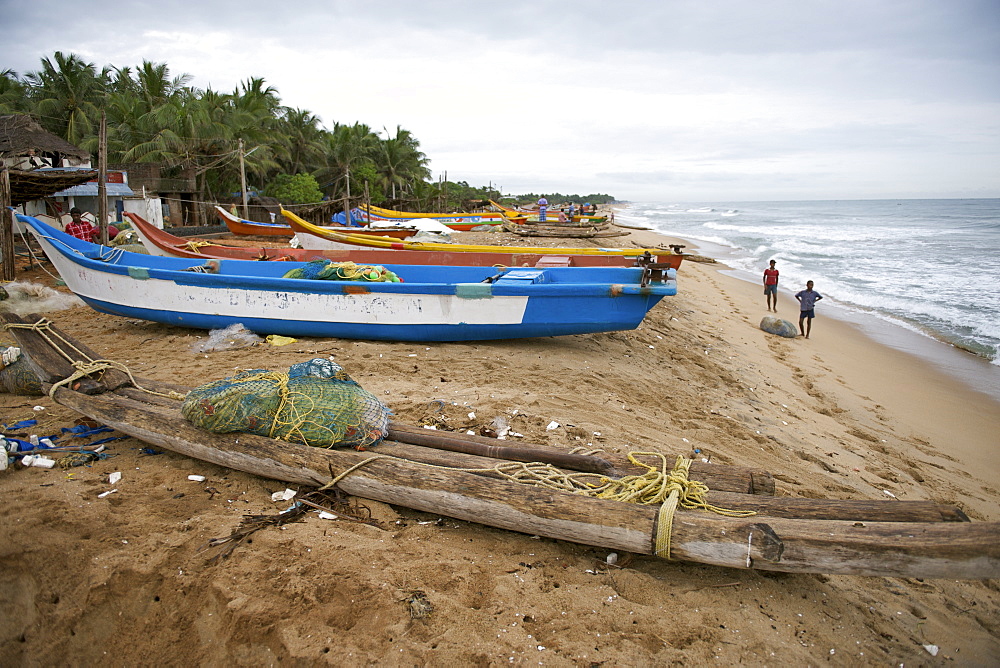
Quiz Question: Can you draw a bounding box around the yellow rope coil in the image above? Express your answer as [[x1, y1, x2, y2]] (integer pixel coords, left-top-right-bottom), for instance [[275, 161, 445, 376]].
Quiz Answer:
[[183, 240, 218, 253]]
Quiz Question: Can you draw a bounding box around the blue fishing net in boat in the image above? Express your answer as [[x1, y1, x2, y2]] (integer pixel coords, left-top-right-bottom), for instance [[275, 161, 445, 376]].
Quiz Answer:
[[181, 358, 390, 450], [0, 345, 43, 396], [282, 260, 401, 282]]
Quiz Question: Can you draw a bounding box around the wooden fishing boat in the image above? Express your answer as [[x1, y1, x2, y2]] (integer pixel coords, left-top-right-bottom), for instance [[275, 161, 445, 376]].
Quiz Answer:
[[19, 214, 677, 342], [127, 212, 682, 269], [214, 206, 417, 239], [282, 208, 685, 266], [3, 313, 996, 580]]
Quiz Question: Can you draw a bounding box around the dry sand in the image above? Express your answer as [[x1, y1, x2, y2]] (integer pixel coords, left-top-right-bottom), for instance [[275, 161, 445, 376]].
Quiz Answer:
[[2, 222, 999, 666]]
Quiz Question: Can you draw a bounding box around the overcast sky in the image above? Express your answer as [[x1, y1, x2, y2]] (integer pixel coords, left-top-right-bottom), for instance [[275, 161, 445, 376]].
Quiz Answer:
[[3, 0, 998, 202]]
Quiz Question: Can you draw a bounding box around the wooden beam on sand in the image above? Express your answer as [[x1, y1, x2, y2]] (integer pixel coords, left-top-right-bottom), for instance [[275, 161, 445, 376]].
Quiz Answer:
[[97, 389, 973, 523], [44, 386, 1000, 579], [387, 421, 776, 496]]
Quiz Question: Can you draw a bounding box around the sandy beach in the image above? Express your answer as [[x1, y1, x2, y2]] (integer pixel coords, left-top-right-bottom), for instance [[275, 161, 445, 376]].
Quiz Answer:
[[2, 220, 999, 665]]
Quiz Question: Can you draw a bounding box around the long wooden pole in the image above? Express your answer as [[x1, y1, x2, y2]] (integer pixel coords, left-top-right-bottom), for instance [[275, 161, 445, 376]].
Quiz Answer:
[[97, 110, 108, 246], [238, 139, 249, 220], [0, 168, 14, 281]]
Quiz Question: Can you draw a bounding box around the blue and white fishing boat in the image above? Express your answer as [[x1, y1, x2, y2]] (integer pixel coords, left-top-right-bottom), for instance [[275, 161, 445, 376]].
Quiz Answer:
[[18, 215, 677, 342]]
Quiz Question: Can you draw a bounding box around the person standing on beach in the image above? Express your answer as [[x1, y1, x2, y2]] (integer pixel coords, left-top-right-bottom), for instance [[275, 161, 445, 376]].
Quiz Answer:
[[795, 280, 823, 339], [763, 259, 780, 312], [537, 196, 548, 222]]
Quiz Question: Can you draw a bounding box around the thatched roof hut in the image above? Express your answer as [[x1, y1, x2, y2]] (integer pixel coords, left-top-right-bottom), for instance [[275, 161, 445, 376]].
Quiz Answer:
[[0, 114, 91, 165]]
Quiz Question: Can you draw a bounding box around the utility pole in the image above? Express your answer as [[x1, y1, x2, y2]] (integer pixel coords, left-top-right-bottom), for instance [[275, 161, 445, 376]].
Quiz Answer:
[[239, 138, 249, 219], [98, 110, 108, 245]]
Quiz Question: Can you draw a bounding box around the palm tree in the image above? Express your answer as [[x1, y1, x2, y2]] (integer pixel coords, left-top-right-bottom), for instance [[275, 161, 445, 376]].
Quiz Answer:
[[24, 51, 108, 145], [321, 122, 380, 200], [377, 125, 430, 201], [275, 107, 329, 175], [0, 69, 28, 114]]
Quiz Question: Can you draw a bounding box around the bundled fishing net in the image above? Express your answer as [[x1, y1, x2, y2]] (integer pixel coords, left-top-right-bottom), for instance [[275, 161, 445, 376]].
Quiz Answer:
[[181, 358, 390, 450], [0, 345, 43, 396], [282, 260, 401, 282]]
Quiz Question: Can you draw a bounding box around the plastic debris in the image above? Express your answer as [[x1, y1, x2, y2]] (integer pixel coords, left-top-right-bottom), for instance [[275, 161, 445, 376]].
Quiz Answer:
[[108, 471, 122, 485], [317, 511, 338, 520], [97, 489, 118, 498], [546, 421, 559, 430], [271, 488, 297, 502], [187, 474, 207, 482], [192, 323, 264, 353], [265, 334, 297, 346], [923, 644, 939, 656], [21, 455, 55, 468]]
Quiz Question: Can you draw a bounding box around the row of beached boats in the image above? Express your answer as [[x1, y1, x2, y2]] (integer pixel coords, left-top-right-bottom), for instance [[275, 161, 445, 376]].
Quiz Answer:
[[17, 208, 680, 342]]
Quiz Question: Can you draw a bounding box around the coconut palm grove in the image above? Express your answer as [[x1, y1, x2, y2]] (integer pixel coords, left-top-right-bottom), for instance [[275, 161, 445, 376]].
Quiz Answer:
[[0, 52, 615, 213]]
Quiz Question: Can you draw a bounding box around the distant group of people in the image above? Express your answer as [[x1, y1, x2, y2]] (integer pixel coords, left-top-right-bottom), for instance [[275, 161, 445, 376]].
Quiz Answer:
[[536, 198, 599, 223], [762, 259, 823, 338]]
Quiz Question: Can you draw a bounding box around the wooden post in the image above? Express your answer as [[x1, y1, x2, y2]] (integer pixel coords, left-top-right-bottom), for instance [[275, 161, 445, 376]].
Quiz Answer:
[[238, 139, 249, 220], [342, 168, 352, 226], [0, 167, 14, 281], [97, 111, 108, 246], [363, 180, 370, 224]]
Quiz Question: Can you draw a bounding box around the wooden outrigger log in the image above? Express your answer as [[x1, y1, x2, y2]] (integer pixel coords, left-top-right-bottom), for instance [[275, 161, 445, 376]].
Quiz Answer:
[[2, 313, 997, 579]]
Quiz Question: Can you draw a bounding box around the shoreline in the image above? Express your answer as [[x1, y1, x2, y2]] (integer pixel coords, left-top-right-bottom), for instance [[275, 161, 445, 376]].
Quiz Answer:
[[623, 224, 1000, 517], [629, 218, 1000, 403]]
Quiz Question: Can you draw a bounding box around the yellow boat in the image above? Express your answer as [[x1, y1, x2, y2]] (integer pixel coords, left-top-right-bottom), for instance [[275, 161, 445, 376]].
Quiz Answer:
[[281, 208, 673, 261]]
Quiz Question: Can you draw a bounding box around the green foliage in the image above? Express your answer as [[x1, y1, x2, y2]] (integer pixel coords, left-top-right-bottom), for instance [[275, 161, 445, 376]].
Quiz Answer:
[[350, 162, 387, 206], [9, 51, 617, 210], [265, 173, 325, 204]]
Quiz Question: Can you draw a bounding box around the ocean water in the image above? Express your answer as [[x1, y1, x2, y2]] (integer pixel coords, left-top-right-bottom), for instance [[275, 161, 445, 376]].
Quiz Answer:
[[619, 199, 1000, 396]]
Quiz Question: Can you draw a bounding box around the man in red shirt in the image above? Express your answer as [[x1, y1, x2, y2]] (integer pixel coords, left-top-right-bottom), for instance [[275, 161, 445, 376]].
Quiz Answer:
[[763, 259, 779, 312], [63, 207, 98, 242]]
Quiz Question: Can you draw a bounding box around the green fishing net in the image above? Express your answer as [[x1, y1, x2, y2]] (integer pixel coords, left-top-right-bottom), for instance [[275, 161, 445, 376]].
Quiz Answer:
[[181, 358, 390, 450], [0, 345, 43, 396], [282, 260, 401, 282]]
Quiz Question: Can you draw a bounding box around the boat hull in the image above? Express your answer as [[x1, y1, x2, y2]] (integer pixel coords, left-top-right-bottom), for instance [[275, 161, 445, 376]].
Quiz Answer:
[[21, 215, 675, 342]]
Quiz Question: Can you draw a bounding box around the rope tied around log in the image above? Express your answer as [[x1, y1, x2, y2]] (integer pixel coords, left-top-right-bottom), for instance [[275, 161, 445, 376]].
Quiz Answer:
[[2, 318, 187, 401], [316, 451, 755, 560]]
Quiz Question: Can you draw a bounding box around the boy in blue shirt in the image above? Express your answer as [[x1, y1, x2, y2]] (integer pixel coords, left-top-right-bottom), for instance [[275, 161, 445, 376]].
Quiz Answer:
[[795, 280, 823, 339]]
